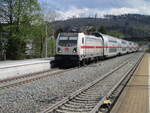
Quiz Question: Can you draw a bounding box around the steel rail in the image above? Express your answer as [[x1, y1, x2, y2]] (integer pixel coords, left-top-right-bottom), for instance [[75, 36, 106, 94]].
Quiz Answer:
[[40, 53, 144, 113], [40, 60, 130, 113], [90, 53, 144, 113], [0, 54, 135, 90], [0, 68, 77, 90]]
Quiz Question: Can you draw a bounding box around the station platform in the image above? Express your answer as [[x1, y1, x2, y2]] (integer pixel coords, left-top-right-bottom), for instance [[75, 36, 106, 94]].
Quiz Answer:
[[110, 54, 150, 113], [0, 58, 54, 68], [0, 58, 54, 80]]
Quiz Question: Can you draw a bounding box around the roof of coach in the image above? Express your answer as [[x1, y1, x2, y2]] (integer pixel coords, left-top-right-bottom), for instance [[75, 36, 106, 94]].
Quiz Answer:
[[59, 32, 102, 38], [83, 32, 102, 38], [101, 34, 119, 42]]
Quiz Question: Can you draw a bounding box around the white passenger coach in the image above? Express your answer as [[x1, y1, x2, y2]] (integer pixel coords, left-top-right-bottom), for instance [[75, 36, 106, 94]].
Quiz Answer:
[[55, 32, 138, 65]]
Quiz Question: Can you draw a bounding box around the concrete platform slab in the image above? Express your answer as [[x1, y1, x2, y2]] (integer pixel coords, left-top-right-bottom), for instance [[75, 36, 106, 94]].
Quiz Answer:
[[110, 54, 149, 113], [0, 57, 54, 68], [0, 58, 54, 80]]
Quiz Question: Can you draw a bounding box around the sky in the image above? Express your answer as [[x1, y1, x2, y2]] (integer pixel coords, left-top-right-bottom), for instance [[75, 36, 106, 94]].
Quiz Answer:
[[39, 0, 150, 20]]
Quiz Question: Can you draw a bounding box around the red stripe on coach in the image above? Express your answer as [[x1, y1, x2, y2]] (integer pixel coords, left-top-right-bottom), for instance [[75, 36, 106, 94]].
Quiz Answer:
[[80, 46, 130, 48]]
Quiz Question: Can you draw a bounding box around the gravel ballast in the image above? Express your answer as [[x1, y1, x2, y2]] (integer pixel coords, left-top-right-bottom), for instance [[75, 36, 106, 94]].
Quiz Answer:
[[0, 53, 142, 113]]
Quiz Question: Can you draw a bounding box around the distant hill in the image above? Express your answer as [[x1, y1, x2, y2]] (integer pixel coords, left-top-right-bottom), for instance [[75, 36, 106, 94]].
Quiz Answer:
[[51, 14, 150, 38]]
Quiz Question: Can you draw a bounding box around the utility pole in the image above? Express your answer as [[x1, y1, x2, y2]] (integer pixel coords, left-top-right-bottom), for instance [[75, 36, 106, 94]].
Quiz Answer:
[[45, 21, 48, 58], [45, 0, 48, 58]]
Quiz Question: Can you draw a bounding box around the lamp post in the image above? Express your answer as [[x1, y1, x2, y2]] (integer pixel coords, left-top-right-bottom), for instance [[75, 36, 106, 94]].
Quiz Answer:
[[45, 0, 48, 58], [45, 21, 48, 58]]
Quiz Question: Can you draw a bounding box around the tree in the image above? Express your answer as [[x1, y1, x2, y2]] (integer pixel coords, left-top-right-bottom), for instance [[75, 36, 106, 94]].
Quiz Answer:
[[54, 28, 64, 39], [98, 26, 107, 34], [41, 1, 58, 57], [107, 30, 125, 39], [84, 26, 96, 33], [0, 0, 46, 60]]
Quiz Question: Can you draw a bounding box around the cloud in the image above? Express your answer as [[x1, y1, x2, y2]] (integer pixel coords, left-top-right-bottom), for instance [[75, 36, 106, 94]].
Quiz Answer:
[[39, 0, 126, 10], [126, 0, 150, 15], [107, 7, 139, 15], [54, 7, 139, 20], [39, 0, 150, 21]]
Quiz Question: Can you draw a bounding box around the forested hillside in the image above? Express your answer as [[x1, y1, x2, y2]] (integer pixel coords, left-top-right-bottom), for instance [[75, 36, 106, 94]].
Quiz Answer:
[[52, 14, 150, 38]]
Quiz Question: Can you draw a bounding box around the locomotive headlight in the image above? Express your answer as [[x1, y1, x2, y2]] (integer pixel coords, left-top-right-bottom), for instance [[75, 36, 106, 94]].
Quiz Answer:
[[73, 48, 77, 53], [57, 48, 62, 53]]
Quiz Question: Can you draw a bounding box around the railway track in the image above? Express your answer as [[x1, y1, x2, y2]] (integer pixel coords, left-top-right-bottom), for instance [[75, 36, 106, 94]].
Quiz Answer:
[[0, 68, 77, 90], [0, 53, 138, 91], [40, 53, 144, 113]]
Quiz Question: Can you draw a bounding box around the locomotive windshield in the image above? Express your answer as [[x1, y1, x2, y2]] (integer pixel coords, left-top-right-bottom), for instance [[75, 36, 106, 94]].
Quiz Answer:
[[58, 36, 78, 47]]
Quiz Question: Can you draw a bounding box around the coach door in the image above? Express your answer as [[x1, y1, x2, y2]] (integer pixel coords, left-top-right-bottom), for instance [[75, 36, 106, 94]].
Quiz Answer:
[[82, 37, 85, 55]]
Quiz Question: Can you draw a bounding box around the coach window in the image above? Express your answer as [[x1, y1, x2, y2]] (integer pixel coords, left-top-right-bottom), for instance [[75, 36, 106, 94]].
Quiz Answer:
[[105, 43, 108, 50], [82, 38, 84, 44]]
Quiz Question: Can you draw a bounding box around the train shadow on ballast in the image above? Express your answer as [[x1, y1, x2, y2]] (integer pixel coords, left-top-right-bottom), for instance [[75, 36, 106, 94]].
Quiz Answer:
[[50, 53, 131, 69]]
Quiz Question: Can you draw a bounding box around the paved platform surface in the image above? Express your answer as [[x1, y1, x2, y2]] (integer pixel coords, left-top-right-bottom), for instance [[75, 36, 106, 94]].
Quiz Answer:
[[0, 57, 54, 68], [0, 58, 54, 80], [110, 54, 149, 113]]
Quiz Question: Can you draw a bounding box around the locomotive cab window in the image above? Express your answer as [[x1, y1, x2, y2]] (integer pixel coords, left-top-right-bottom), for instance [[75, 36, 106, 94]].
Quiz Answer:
[[58, 36, 78, 47]]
